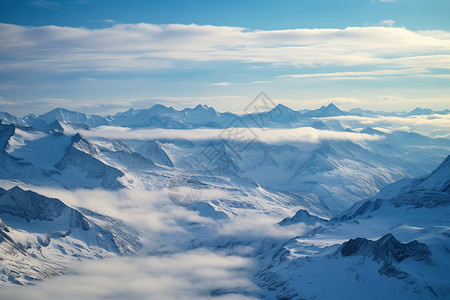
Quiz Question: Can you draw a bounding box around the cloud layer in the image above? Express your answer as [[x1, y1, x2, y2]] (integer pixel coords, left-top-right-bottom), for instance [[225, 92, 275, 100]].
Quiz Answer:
[[67, 127, 383, 144], [1, 23, 450, 75], [2, 249, 258, 300], [317, 114, 450, 136]]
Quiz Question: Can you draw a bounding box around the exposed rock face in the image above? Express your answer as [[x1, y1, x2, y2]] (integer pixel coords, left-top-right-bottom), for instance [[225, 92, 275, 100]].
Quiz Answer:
[[0, 186, 90, 230], [339, 233, 431, 278]]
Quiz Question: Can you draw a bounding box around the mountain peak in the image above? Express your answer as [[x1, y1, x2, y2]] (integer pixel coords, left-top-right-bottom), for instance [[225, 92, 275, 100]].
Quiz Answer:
[[304, 102, 345, 117], [194, 104, 212, 111], [0, 186, 89, 227], [150, 104, 170, 110], [272, 104, 293, 112], [327, 103, 339, 109], [323, 103, 342, 113], [71, 132, 84, 143], [44, 107, 73, 116], [339, 233, 430, 268], [279, 209, 326, 226], [8, 185, 24, 193], [407, 107, 433, 116], [69, 133, 102, 158]]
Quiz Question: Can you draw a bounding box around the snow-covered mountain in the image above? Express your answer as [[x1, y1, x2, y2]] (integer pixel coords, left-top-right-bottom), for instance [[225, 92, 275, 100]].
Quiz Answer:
[[0, 125, 128, 190], [136, 140, 174, 167], [303, 103, 347, 117], [112, 104, 236, 128], [257, 155, 450, 299], [1, 103, 447, 214], [53, 133, 125, 189], [2, 103, 449, 132], [27, 108, 111, 130], [0, 186, 141, 286], [0, 103, 448, 298]]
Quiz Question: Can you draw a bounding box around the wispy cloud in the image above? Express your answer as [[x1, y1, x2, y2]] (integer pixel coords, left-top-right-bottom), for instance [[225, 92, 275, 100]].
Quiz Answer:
[[379, 20, 395, 27], [0, 96, 13, 106], [29, 0, 60, 9], [212, 82, 232, 86], [279, 68, 428, 80], [39, 97, 72, 104]]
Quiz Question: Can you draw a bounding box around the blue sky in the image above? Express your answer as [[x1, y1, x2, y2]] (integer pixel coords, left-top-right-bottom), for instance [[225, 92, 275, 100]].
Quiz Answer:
[[0, 0, 450, 116]]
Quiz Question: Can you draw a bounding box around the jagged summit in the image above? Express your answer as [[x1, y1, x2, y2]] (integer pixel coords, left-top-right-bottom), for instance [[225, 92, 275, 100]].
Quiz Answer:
[[339, 233, 430, 278], [319, 103, 343, 115], [304, 103, 345, 117], [0, 112, 22, 126], [272, 104, 294, 112], [193, 104, 212, 111], [0, 186, 89, 228], [407, 107, 434, 116], [34, 107, 109, 128], [69, 133, 101, 158], [53, 133, 125, 189], [4, 102, 359, 130]]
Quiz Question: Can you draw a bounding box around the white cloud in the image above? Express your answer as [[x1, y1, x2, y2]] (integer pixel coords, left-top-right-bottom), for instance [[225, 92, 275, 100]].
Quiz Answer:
[[212, 82, 232, 86], [0, 23, 449, 75], [39, 97, 72, 104], [28, 187, 205, 235], [0, 185, 294, 300], [279, 68, 427, 80], [318, 114, 450, 128], [29, 0, 60, 9], [317, 114, 450, 137], [218, 215, 312, 238], [66, 127, 383, 144], [379, 20, 395, 27], [0, 96, 13, 106], [373, 95, 405, 103], [1, 249, 258, 300]]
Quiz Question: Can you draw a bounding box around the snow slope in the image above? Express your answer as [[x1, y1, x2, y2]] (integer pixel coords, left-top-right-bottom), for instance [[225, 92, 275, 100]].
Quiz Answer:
[[0, 186, 141, 286], [257, 156, 450, 299]]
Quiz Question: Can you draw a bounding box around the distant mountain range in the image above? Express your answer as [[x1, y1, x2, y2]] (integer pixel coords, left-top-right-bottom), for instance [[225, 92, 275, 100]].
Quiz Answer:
[[2, 103, 449, 130]]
